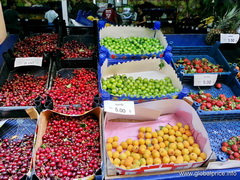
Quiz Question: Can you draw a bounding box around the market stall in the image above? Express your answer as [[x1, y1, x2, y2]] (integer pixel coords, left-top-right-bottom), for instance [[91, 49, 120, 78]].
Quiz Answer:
[[0, 1, 240, 179]]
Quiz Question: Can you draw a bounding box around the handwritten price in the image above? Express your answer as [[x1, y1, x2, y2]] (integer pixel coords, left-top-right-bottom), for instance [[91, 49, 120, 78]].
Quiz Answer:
[[104, 101, 135, 115]]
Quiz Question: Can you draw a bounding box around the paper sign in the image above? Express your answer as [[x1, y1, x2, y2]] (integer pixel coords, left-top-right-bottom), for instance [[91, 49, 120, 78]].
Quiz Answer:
[[14, 57, 43, 67], [220, 34, 240, 44], [104, 100, 135, 115], [194, 74, 218, 86]]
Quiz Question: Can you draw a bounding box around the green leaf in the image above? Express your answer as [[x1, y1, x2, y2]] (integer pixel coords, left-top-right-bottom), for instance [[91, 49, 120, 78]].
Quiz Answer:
[[41, 144, 46, 148], [80, 123, 87, 127], [159, 60, 165, 70], [66, 84, 72, 88]]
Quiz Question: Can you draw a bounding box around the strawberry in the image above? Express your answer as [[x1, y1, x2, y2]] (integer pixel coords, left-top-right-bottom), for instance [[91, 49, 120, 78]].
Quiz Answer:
[[221, 146, 228, 152], [183, 58, 190, 63], [195, 64, 200, 69], [227, 150, 234, 155], [206, 97, 212, 102], [206, 103, 212, 109], [111, 54, 116, 59], [229, 154, 235, 160], [235, 98, 240, 103], [218, 68, 224, 72], [201, 104, 206, 110], [215, 83, 222, 89], [222, 141, 229, 147], [216, 100, 224, 107], [196, 98, 202, 103], [219, 94, 227, 101], [233, 152, 240, 158], [197, 68, 203, 73], [231, 144, 238, 152], [193, 59, 201, 65], [205, 93, 212, 97]]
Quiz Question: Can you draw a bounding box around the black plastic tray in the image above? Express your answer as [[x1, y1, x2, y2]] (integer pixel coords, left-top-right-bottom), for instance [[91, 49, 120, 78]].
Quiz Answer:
[[47, 62, 99, 111], [56, 34, 98, 69], [0, 109, 37, 180], [0, 62, 52, 111]]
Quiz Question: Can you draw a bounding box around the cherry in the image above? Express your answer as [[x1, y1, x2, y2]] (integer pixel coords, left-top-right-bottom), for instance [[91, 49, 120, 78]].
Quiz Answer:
[[0, 135, 34, 179], [47, 68, 98, 115], [35, 114, 101, 179], [14, 33, 59, 57], [60, 40, 95, 59], [0, 74, 47, 106]]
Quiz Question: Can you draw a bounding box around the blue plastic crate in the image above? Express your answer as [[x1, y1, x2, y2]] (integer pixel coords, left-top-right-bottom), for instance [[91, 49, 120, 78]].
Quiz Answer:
[[104, 46, 165, 60], [171, 42, 232, 81], [203, 120, 240, 161], [184, 75, 240, 121], [76, 14, 93, 26], [99, 50, 173, 67]]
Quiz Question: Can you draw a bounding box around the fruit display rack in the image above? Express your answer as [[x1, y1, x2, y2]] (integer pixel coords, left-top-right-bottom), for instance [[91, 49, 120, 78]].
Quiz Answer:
[[1, 25, 240, 179]]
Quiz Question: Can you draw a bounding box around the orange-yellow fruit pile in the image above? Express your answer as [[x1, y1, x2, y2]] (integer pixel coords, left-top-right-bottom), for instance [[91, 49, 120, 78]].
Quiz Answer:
[[106, 122, 207, 169]]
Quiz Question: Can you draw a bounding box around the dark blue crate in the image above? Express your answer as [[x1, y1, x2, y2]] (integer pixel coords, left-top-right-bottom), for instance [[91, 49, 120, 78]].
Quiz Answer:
[[203, 120, 240, 160], [185, 75, 240, 121], [171, 42, 232, 81]]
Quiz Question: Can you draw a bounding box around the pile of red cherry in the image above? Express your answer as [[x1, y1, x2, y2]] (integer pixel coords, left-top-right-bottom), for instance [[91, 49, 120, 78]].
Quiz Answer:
[[35, 114, 101, 179]]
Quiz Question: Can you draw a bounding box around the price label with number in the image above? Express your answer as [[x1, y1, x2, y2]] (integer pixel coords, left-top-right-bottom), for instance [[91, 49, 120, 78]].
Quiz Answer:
[[14, 57, 43, 67], [220, 34, 240, 44], [104, 100, 135, 115], [194, 74, 218, 86]]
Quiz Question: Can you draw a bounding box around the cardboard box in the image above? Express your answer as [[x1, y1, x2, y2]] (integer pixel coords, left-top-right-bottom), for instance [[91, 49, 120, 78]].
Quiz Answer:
[[32, 107, 103, 180], [99, 58, 183, 104], [103, 99, 212, 176], [99, 26, 168, 59]]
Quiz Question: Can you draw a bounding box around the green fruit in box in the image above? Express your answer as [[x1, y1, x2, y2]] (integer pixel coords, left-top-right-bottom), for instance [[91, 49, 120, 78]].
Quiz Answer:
[[100, 37, 164, 55], [102, 75, 179, 97]]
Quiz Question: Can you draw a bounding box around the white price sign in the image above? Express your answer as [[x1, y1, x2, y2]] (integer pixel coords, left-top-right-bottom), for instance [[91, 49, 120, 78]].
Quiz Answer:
[[14, 57, 43, 67], [104, 100, 135, 115], [194, 74, 218, 86], [220, 34, 240, 44]]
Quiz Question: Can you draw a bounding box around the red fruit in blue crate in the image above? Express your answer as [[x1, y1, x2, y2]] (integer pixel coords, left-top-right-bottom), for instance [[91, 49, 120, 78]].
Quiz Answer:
[[229, 154, 235, 160], [231, 145, 238, 152], [222, 141, 229, 147], [233, 152, 240, 158], [227, 150, 234, 155], [221, 146, 228, 152], [215, 83, 222, 89]]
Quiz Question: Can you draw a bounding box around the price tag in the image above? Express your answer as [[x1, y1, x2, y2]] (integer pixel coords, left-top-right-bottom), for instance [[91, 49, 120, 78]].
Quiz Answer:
[[14, 57, 43, 67], [194, 74, 218, 86], [220, 34, 240, 44], [104, 101, 135, 115]]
